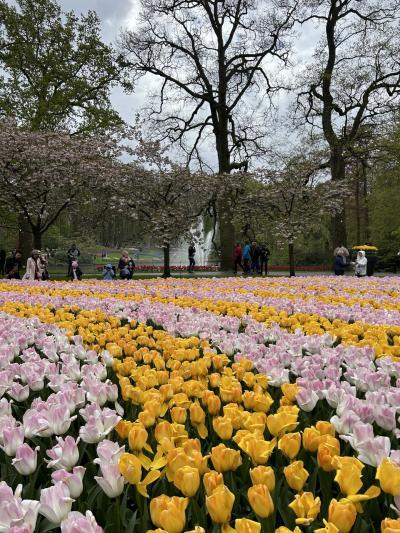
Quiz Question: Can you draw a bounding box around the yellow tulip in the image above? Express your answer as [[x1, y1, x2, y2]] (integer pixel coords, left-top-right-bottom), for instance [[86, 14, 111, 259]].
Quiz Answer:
[[284, 461, 309, 492], [212, 416, 234, 440], [328, 499, 357, 533], [189, 402, 205, 425], [303, 427, 323, 452], [115, 420, 133, 440], [247, 484, 274, 518], [210, 444, 242, 473], [139, 410, 156, 427], [207, 394, 222, 416], [334, 458, 364, 496], [128, 423, 148, 451], [221, 518, 261, 533], [238, 435, 276, 465], [249, 466, 275, 492], [281, 383, 300, 403], [118, 453, 142, 485], [184, 528, 206, 533], [317, 437, 340, 472], [316, 421, 335, 436], [377, 458, 400, 496], [314, 520, 340, 533], [267, 410, 298, 438], [203, 470, 224, 496], [381, 518, 400, 533], [278, 432, 301, 460], [289, 492, 321, 526], [173, 466, 200, 497], [171, 407, 187, 424], [150, 495, 189, 533], [206, 485, 235, 524]]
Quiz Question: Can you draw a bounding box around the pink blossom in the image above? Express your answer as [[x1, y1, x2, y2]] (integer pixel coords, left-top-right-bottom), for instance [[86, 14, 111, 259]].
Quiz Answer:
[[51, 467, 85, 498], [60, 510, 104, 533], [94, 463, 125, 498], [46, 436, 80, 470], [12, 444, 39, 475], [39, 482, 74, 525], [1, 424, 25, 457]]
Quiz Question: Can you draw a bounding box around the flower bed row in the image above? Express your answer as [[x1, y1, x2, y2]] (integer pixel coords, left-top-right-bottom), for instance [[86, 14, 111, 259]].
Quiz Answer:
[[2, 278, 400, 532]]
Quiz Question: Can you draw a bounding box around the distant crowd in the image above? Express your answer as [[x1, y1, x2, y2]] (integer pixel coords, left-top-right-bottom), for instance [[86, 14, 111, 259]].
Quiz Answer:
[[0, 241, 382, 280]]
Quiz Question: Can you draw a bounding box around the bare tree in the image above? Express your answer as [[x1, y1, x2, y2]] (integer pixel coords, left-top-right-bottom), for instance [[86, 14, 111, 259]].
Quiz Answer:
[[120, 0, 299, 269], [297, 0, 400, 246]]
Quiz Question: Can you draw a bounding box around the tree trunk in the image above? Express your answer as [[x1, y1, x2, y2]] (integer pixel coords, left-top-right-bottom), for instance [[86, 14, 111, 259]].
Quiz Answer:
[[215, 108, 235, 271], [288, 242, 295, 277], [355, 173, 361, 244], [17, 214, 33, 262], [218, 199, 235, 271], [162, 243, 171, 278], [329, 147, 348, 247], [361, 161, 370, 241], [33, 229, 42, 250]]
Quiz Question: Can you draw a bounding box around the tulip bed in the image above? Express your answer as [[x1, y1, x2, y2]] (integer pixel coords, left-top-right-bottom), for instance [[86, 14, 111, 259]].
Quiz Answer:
[[1, 277, 400, 533]]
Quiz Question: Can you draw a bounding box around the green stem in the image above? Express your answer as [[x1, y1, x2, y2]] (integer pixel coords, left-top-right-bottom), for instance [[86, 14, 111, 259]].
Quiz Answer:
[[114, 495, 121, 533]]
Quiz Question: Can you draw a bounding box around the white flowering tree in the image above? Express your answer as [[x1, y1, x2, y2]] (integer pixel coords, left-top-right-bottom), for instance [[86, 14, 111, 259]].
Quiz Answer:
[[0, 119, 122, 250], [257, 155, 346, 276], [112, 140, 212, 277]]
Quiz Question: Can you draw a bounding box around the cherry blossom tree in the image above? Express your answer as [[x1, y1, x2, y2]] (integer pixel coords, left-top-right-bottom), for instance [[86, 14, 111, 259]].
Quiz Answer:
[[0, 119, 122, 250], [227, 152, 346, 275], [110, 140, 212, 277]]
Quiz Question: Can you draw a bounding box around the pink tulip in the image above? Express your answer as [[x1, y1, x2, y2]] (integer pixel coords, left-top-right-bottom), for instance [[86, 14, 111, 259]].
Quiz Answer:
[[46, 436, 80, 470], [94, 463, 125, 498], [8, 383, 30, 402], [296, 387, 319, 412], [95, 439, 125, 466], [12, 444, 39, 475], [0, 481, 40, 532], [51, 467, 85, 498], [39, 482, 74, 525], [1, 424, 25, 457], [61, 510, 104, 533]]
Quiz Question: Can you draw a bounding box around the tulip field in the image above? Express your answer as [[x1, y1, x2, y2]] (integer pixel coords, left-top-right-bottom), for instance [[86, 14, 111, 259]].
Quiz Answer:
[[2, 277, 400, 533]]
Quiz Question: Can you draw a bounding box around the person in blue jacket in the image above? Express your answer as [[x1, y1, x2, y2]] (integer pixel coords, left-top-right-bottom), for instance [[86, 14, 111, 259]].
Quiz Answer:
[[242, 241, 251, 274], [102, 263, 115, 280]]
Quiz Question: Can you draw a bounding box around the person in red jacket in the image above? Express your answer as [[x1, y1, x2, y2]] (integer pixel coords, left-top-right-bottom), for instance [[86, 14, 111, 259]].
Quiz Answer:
[[233, 243, 243, 274]]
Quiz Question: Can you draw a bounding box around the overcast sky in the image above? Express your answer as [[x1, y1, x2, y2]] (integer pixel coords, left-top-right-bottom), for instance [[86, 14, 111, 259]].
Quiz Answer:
[[57, 0, 143, 126]]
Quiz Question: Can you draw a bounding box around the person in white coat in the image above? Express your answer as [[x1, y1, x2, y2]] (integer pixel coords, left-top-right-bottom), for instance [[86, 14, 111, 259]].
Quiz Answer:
[[23, 250, 42, 281], [353, 250, 368, 277]]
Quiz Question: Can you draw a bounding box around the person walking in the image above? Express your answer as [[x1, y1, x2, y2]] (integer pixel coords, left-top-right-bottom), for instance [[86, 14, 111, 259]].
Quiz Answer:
[[242, 241, 251, 274], [353, 251, 368, 277], [0, 249, 5, 275], [250, 241, 260, 274], [233, 243, 243, 274], [5, 250, 22, 279], [259, 244, 270, 276], [23, 250, 42, 281], [67, 244, 80, 276], [188, 243, 196, 273]]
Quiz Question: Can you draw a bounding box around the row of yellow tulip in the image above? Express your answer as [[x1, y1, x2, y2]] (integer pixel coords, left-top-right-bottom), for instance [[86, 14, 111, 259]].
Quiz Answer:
[[2, 298, 399, 531], [2, 292, 400, 360]]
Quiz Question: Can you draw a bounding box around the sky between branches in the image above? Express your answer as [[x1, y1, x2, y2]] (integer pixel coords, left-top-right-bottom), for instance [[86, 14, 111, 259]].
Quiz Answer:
[[56, 0, 319, 153]]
